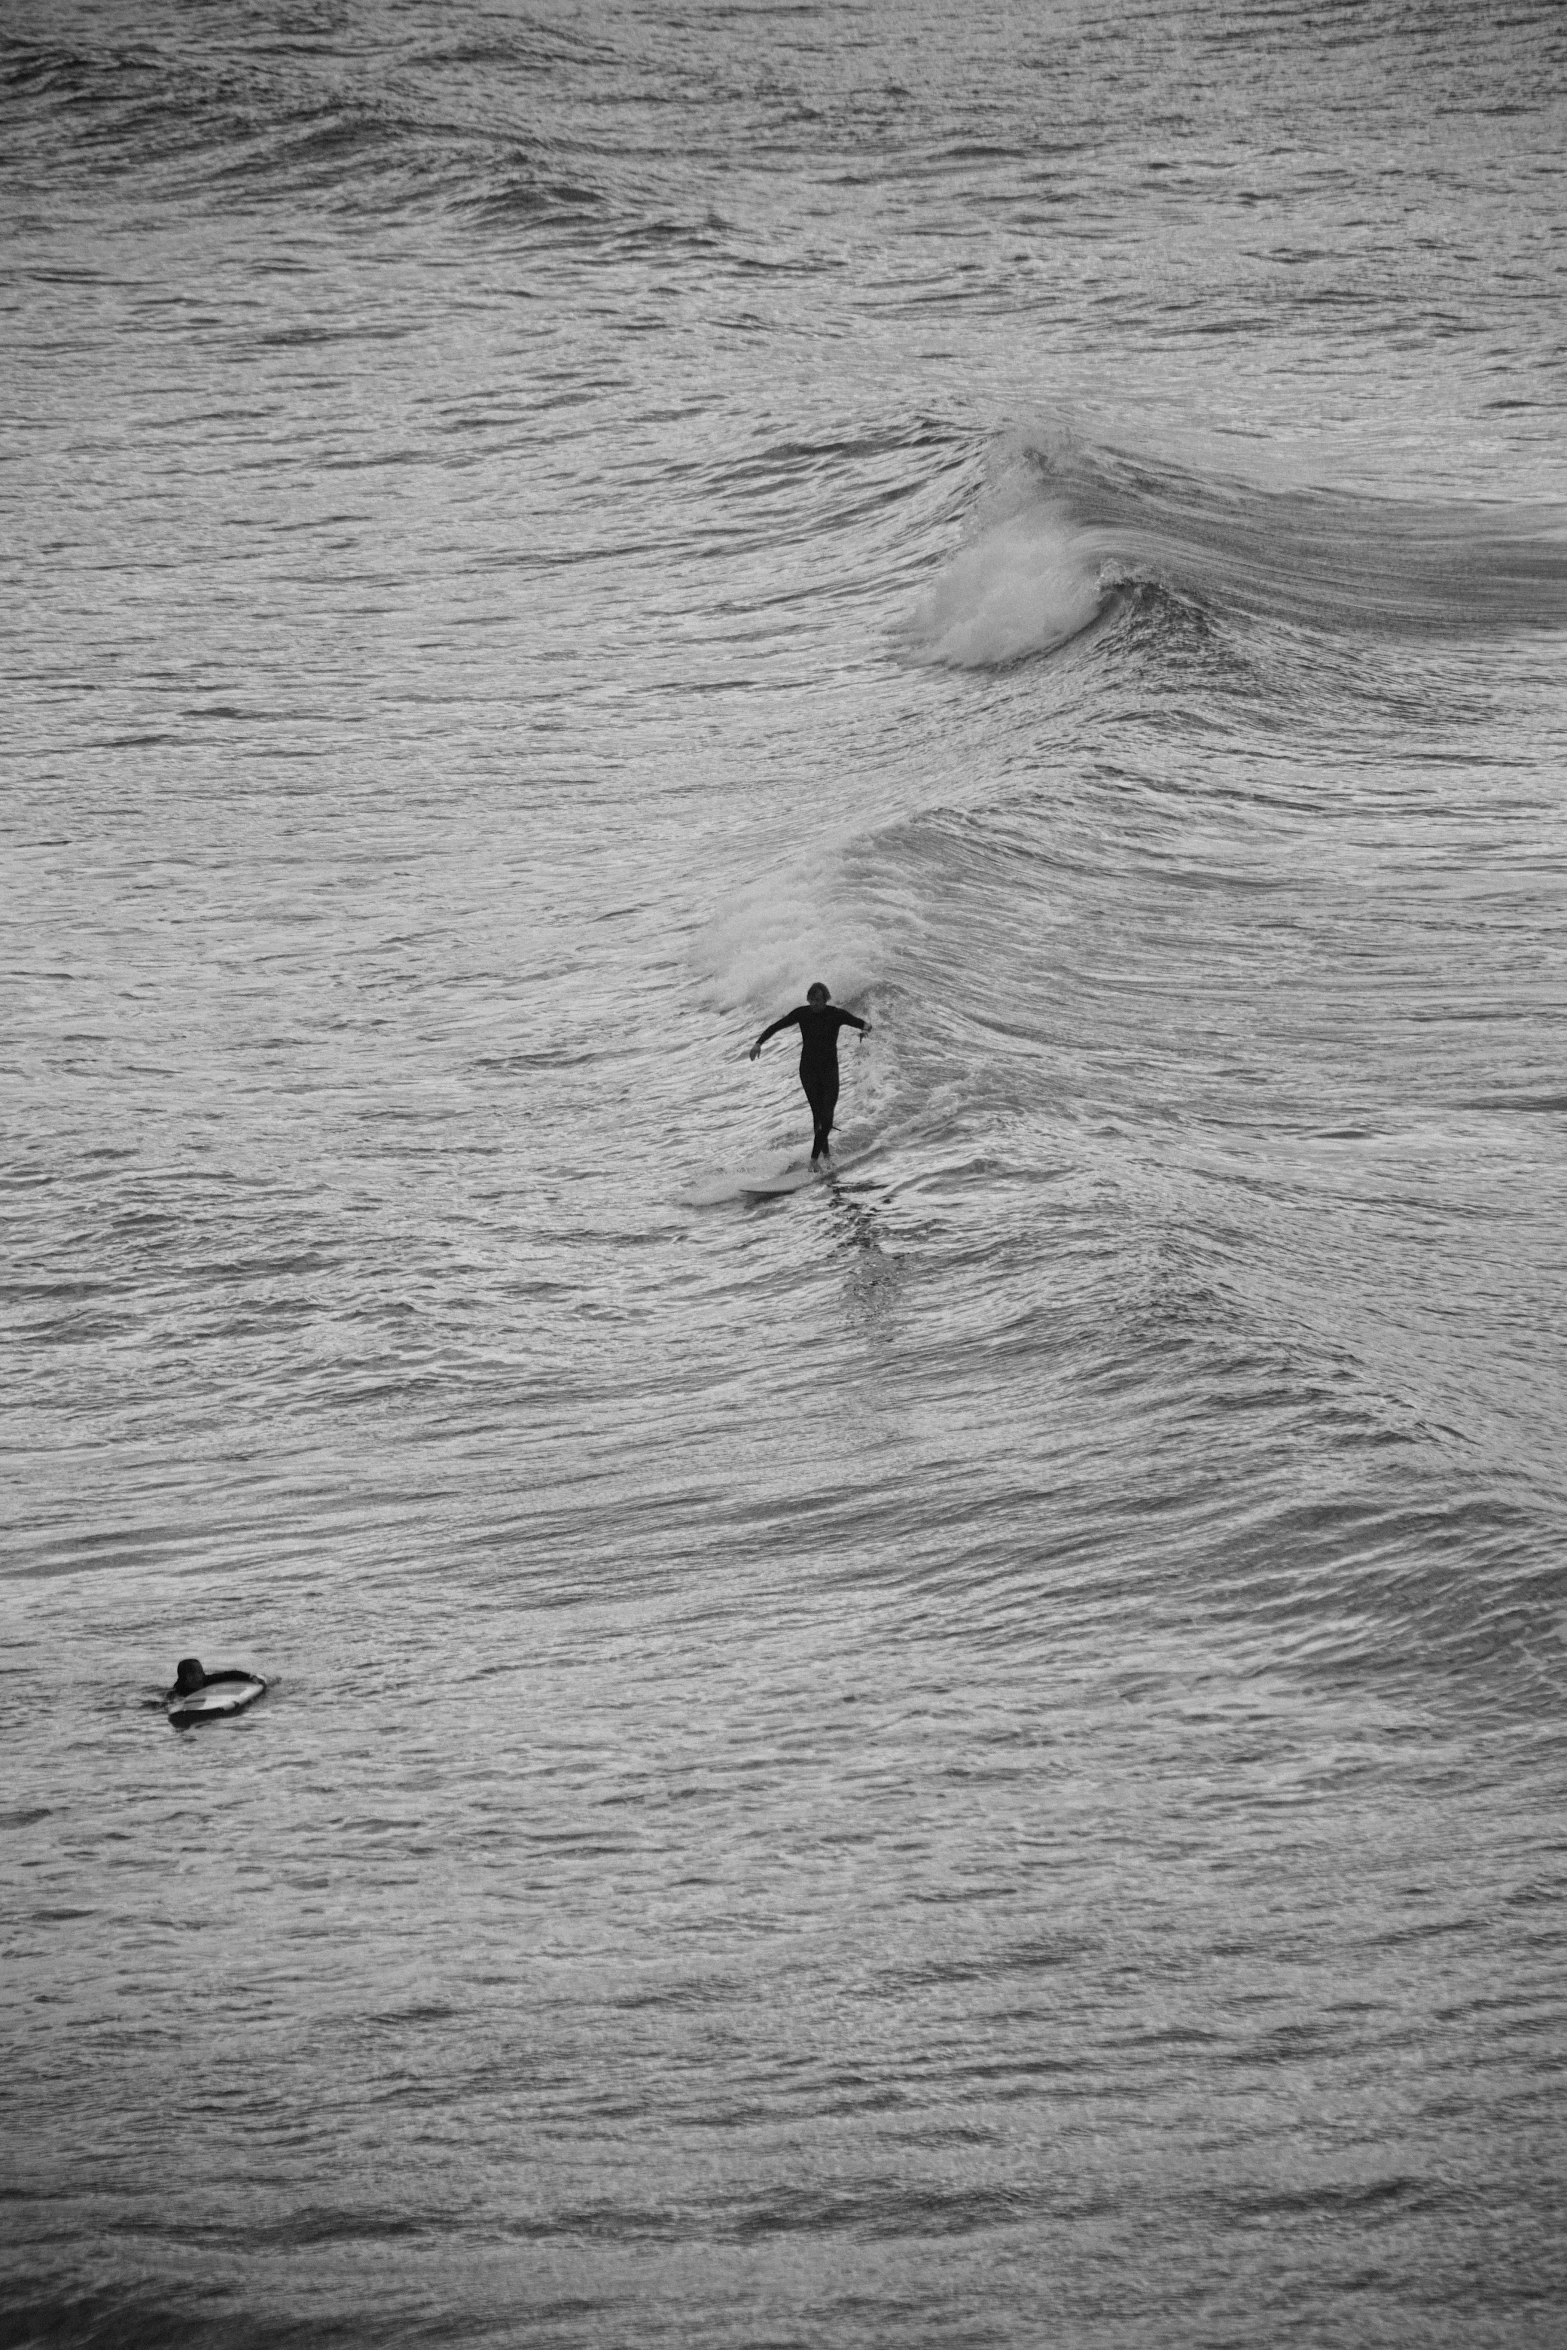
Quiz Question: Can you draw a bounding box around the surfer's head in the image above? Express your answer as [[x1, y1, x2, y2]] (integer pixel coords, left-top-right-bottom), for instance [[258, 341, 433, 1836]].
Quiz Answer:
[[807, 981, 831, 1004], [173, 1658, 206, 1694]]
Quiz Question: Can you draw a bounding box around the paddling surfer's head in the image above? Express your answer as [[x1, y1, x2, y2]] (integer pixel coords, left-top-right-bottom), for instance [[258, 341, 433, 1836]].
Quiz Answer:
[[173, 1658, 206, 1694], [806, 981, 830, 1004]]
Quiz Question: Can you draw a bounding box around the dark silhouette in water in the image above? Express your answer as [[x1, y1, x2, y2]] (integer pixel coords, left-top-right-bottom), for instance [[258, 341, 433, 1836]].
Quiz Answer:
[[750, 981, 871, 1161]]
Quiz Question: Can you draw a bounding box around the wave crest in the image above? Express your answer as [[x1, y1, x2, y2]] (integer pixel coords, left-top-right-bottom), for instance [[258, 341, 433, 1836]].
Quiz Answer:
[[903, 426, 1567, 669], [901, 504, 1109, 667]]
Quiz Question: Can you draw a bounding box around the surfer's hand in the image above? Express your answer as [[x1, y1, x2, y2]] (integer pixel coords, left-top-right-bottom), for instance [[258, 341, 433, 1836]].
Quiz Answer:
[[748, 1042, 760, 1061]]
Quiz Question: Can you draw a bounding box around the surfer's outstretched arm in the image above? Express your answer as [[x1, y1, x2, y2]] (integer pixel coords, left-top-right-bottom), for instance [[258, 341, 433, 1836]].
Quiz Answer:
[[749, 1010, 799, 1061]]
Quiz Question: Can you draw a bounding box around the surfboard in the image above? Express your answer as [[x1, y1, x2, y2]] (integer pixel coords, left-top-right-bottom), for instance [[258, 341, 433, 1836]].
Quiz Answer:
[[684, 1141, 874, 1208], [739, 1166, 821, 1199], [744, 1138, 878, 1197], [166, 1672, 267, 1729], [684, 1158, 818, 1206]]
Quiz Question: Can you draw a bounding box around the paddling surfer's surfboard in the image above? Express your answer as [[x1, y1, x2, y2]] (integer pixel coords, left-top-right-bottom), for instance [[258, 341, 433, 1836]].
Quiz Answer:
[[166, 1674, 267, 1729]]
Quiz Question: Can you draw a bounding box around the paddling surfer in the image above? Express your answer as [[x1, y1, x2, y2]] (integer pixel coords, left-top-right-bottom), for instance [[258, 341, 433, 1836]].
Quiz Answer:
[[749, 982, 871, 1161]]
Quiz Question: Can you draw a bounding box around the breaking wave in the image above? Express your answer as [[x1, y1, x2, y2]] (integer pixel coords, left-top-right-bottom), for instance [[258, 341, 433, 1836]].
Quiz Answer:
[[903, 429, 1567, 669]]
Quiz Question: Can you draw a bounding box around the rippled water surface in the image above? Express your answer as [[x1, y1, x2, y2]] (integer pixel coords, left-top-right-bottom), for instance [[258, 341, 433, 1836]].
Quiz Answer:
[[5, 3, 1567, 2344]]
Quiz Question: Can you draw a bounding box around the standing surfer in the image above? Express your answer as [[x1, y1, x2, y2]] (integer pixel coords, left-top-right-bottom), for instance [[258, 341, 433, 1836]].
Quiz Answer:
[[749, 982, 871, 1162]]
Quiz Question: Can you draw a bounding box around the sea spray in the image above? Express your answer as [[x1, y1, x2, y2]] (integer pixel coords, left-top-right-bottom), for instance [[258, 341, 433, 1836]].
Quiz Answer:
[[903, 500, 1109, 667], [697, 845, 889, 1018]]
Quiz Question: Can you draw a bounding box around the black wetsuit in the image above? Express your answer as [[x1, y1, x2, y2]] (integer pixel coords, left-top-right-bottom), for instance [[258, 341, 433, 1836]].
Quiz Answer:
[[757, 1003, 868, 1159]]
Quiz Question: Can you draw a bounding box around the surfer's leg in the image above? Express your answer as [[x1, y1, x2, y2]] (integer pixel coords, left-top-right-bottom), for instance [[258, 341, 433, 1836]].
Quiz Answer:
[[801, 1063, 836, 1160], [805, 1067, 839, 1159]]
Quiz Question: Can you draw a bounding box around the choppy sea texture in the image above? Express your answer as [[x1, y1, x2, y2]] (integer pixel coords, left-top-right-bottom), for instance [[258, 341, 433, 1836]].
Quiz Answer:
[[5, 3, 1567, 2345]]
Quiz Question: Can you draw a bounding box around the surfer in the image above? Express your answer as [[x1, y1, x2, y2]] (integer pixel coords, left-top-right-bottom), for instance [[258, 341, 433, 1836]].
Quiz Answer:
[[164, 1654, 268, 1729], [749, 982, 871, 1161]]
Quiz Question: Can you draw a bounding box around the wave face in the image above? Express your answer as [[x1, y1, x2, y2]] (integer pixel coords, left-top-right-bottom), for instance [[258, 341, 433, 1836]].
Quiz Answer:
[[903, 431, 1567, 667], [5, 3, 1567, 2347]]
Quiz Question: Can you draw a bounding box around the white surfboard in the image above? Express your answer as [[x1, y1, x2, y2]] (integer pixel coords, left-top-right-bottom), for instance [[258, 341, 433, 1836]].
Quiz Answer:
[[739, 1165, 822, 1198], [166, 1673, 267, 1728], [685, 1142, 877, 1207], [684, 1157, 818, 1206]]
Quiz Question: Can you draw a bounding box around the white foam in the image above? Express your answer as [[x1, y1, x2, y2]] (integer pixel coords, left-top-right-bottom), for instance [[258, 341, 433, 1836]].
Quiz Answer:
[[903, 505, 1106, 668], [699, 852, 883, 1016]]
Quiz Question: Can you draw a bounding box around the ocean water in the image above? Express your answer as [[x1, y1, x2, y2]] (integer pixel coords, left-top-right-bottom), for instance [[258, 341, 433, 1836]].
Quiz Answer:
[[4, 2, 1567, 2344]]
